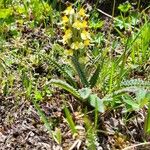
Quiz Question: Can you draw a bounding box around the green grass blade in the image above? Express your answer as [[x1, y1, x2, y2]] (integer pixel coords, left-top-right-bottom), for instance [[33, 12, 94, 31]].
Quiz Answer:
[[32, 100, 52, 134], [64, 105, 77, 134], [144, 102, 150, 134]]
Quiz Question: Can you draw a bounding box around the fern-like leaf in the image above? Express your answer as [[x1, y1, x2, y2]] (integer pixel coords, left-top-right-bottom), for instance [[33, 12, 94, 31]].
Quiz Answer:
[[49, 58, 77, 87], [121, 79, 150, 90], [102, 79, 150, 101], [89, 64, 101, 88], [71, 56, 89, 87], [49, 79, 81, 99]]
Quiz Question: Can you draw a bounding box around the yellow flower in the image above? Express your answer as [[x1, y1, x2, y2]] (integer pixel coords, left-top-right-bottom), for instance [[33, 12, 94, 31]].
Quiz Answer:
[[82, 20, 87, 28], [72, 20, 87, 30], [78, 8, 86, 17], [64, 6, 75, 15], [63, 29, 72, 43], [71, 41, 84, 50], [62, 15, 69, 24], [81, 30, 90, 40], [84, 39, 90, 46], [72, 20, 82, 30], [66, 49, 73, 56]]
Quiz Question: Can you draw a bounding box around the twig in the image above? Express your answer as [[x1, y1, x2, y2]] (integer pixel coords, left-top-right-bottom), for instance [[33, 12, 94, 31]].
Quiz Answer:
[[97, 8, 139, 31], [123, 142, 150, 150], [97, 8, 115, 20]]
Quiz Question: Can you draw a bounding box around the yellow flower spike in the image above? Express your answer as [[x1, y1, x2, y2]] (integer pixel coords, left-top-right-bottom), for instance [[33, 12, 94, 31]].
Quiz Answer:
[[78, 8, 86, 17], [84, 39, 90, 46], [81, 30, 91, 40], [71, 41, 84, 50], [62, 15, 69, 24], [64, 5, 75, 15]]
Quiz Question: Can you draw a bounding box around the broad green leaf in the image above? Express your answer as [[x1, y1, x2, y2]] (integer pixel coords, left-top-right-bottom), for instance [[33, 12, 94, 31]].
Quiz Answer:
[[118, 2, 131, 13], [114, 16, 128, 29], [89, 20, 104, 29], [78, 88, 91, 100], [49, 79, 81, 99], [88, 94, 105, 113]]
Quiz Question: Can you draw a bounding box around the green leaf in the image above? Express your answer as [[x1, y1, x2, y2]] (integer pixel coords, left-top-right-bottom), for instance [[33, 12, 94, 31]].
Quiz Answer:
[[144, 103, 150, 134], [71, 56, 89, 87], [16, 6, 26, 14], [64, 106, 77, 134], [122, 95, 139, 110], [140, 92, 150, 108], [26, 80, 32, 98], [114, 16, 128, 29], [88, 94, 105, 113], [32, 100, 52, 134], [78, 88, 91, 100], [0, 8, 13, 19], [136, 90, 149, 108], [89, 20, 104, 29], [0, 63, 5, 77], [92, 32, 104, 46], [34, 90, 43, 101], [118, 2, 131, 13], [3, 81, 9, 96], [121, 79, 150, 89], [48, 57, 77, 88], [21, 70, 32, 97], [89, 64, 101, 88], [21, 70, 30, 89], [130, 12, 139, 26], [52, 128, 62, 144], [49, 79, 81, 99]]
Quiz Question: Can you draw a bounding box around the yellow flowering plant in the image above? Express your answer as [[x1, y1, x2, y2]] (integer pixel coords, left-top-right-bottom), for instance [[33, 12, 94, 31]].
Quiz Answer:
[[58, 5, 103, 89], [49, 5, 105, 113]]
